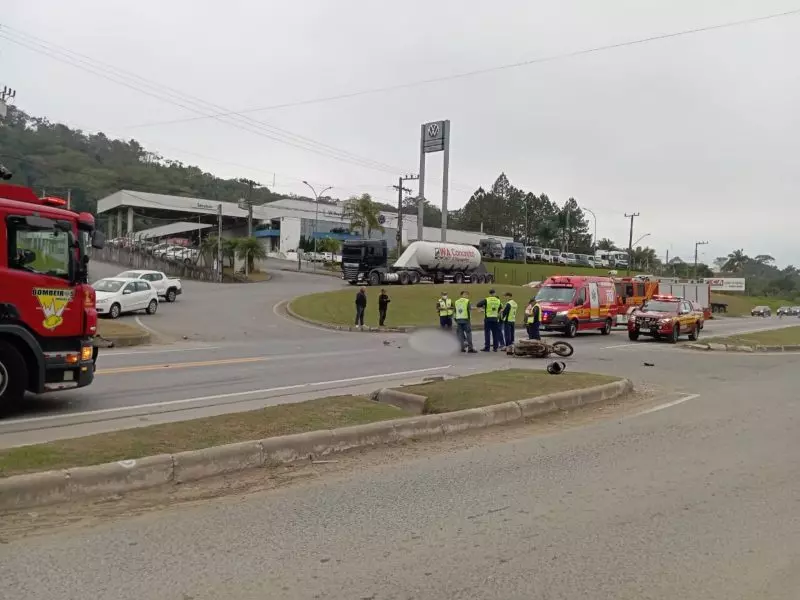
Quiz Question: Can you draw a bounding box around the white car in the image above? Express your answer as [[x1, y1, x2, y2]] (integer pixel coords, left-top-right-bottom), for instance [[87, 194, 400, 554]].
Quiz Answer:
[[117, 269, 183, 302], [93, 277, 159, 319]]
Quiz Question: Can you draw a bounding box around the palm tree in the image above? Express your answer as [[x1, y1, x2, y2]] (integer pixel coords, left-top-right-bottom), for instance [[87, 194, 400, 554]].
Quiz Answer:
[[342, 193, 384, 239], [723, 249, 750, 273], [222, 238, 239, 269], [754, 254, 775, 265], [235, 237, 267, 273], [596, 238, 618, 251]]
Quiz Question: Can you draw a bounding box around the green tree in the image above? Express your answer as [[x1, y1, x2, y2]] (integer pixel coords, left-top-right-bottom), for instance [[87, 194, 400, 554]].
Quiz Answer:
[[723, 249, 750, 273], [316, 237, 341, 253], [596, 238, 618, 251], [342, 193, 384, 238], [235, 237, 267, 272], [222, 238, 239, 269]]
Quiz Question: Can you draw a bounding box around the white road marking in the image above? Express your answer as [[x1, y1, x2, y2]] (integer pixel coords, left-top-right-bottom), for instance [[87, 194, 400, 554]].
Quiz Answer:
[[634, 393, 700, 417], [2, 365, 453, 426], [100, 346, 220, 357], [601, 343, 639, 349], [134, 315, 162, 336]]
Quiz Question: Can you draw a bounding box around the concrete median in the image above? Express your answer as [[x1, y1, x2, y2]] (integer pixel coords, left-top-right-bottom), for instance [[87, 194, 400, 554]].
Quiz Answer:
[[0, 379, 632, 511], [173, 443, 262, 483]]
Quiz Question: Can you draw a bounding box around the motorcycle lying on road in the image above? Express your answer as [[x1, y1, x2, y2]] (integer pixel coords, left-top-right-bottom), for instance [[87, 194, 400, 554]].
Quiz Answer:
[[506, 339, 574, 358]]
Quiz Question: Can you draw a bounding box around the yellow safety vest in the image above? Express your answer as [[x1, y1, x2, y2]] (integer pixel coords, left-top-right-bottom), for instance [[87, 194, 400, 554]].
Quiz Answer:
[[485, 296, 501, 319], [438, 298, 453, 316], [454, 297, 470, 320], [504, 299, 518, 322], [526, 303, 541, 324]]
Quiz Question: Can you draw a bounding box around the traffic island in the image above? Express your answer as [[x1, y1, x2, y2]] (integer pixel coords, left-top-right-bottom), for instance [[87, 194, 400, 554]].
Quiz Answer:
[[287, 284, 526, 332], [687, 325, 800, 353], [0, 370, 630, 510], [96, 320, 151, 347]]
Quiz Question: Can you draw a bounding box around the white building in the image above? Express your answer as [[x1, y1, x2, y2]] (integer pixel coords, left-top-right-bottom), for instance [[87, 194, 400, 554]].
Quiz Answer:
[[96, 190, 511, 252]]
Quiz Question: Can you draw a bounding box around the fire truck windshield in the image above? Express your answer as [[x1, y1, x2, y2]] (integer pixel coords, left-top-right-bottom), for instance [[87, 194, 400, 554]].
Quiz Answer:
[[8, 217, 73, 281], [535, 286, 576, 303]]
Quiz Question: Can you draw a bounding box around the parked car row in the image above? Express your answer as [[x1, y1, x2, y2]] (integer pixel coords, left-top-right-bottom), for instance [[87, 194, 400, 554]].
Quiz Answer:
[[107, 237, 201, 265], [92, 269, 183, 319], [523, 247, 629, 269]]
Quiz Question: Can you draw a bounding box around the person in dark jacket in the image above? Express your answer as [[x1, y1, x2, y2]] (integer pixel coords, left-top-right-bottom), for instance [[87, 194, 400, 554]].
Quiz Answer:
[[355, 287, 367, 329], [378, 289, 390, 326]]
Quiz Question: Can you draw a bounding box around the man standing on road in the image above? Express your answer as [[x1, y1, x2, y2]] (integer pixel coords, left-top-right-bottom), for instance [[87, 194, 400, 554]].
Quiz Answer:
[[378, 288, 390, 327], [477, 289, 503, 352], [437, 292, 453, 330], [525, 296, 542, 340], [454, 290, 477, 353], [355, 286, 367, 329], [500, 292, 518, 350]]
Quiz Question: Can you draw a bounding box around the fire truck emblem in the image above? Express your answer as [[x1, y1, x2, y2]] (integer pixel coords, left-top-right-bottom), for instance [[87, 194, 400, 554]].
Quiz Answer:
[[32, 288, 74, 330]]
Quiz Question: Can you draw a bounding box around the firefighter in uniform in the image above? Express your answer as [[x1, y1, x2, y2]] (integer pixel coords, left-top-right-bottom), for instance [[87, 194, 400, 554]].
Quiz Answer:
[[525, 297, 542, 340], [500, 292, 517, 349], [477, 289, 503, 352], [437, 292, 453, 329]]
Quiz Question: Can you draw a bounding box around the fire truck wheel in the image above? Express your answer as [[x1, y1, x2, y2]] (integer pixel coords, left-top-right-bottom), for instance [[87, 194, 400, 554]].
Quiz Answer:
[[688, 324, 699, 341], [109, 303, 121, 319], [0, 341, 27, 412], [669, 325, 680, 344], [600, 318, 612, 335], [565, 320, 578, 338]]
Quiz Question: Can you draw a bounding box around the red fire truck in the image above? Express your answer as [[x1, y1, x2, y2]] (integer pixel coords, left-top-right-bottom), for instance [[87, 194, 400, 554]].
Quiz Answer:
[[0, 175, 105, 412], [612, 275, 712, 325]]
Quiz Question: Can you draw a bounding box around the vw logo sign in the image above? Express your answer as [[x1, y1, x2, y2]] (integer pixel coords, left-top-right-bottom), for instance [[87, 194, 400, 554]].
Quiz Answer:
[[378, 214, 386, 225], [427, 123, 440, 138]]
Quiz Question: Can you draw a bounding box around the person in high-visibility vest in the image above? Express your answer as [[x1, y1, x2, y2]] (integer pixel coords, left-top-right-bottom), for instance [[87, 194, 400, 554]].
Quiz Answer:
[[436, 292, 454, 329], [476, 288, 503, 352], [500, 292, 518, 349], [454, 290, 477, 353], [525, 297, 542, 340]]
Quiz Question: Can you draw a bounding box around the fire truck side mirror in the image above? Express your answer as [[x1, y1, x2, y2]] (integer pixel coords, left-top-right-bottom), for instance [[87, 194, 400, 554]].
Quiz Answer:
[[91, 230, 106, 250]]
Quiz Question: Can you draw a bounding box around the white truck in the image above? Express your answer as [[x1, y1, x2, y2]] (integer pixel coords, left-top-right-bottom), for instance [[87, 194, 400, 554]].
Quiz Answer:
[[116, 269, 183, 302], [341, 239, 493, 285]]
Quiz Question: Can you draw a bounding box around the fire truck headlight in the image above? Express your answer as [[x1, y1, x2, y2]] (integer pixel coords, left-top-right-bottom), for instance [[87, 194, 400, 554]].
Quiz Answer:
[[556, 310, 568, 316]]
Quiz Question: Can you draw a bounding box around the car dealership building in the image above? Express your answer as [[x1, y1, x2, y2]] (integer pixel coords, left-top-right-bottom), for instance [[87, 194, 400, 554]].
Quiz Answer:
[[96, 190, 511, 253]]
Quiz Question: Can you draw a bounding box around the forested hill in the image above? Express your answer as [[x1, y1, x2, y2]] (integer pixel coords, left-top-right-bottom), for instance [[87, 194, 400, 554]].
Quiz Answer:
[[0, 105, 285, 213]]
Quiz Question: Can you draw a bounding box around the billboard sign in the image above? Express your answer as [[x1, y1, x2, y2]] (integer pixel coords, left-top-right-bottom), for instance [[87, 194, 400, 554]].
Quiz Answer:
[[703, 278, 746, 292]]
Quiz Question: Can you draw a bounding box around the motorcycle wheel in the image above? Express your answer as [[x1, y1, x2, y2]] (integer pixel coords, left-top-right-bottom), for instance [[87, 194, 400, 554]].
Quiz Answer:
[[552, 341, 574, 357]]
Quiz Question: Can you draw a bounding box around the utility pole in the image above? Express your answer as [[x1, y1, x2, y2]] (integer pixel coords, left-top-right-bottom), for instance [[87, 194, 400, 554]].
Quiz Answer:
[[694, 240, 708, 279], [217, 203, 223, 282], [563, 206, 570, 252], [66, 188, 72, 210], [624, 212, 639, 276], [393, 174, 418, 254]]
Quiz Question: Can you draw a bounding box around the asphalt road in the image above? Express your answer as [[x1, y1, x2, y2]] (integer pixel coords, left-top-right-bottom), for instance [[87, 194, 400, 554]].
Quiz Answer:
[[3, 345, 799, 599], [2, 261, 793, 443]]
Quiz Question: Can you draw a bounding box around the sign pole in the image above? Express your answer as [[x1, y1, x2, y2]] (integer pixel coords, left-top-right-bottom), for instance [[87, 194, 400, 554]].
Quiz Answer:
[[417, 124, 426, 243], [441, 120, 450, 242]]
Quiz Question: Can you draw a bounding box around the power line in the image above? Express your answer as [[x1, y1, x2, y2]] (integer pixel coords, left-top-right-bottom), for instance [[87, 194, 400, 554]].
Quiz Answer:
[[101, 7, 800, 127], [0, 27, 409, 176]]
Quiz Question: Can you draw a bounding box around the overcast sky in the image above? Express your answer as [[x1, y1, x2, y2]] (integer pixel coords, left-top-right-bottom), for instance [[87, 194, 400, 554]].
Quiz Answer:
[[3, 0, 799, 266]]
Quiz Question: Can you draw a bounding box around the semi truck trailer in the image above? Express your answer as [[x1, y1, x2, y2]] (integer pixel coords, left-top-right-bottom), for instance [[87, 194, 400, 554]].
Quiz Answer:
[[341, 239, 494, 286]]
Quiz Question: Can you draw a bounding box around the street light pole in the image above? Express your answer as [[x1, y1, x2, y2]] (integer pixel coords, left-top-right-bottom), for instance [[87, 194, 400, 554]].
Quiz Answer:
[[303, 181, 333, 272], [694, 240, 709, 279], [582, 206, 597, 253]]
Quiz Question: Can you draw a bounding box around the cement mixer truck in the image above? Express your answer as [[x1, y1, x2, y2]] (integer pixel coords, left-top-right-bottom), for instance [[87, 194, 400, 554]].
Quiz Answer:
[[341, 239, 494, 286]]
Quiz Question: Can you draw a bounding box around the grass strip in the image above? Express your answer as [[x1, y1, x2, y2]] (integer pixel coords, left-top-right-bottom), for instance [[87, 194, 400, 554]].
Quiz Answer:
[[404, 369, 620, 414], [0, 396, 405, 478], [706, 325, 800, 347]]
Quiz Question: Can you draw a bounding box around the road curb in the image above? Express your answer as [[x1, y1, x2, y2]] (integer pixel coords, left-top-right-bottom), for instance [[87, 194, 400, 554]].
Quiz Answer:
[[284, 300, 416, 333], [0, 379, 632, 511], [96, 332, 152, 348], [686, 342, 797, 353]]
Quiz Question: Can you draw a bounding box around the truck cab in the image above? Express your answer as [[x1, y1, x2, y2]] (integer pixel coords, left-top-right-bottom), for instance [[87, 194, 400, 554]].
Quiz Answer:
[[0, 181, 105, 412]]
